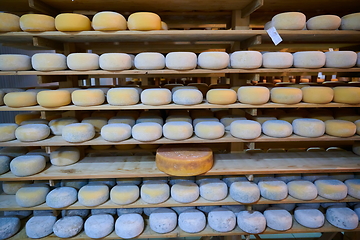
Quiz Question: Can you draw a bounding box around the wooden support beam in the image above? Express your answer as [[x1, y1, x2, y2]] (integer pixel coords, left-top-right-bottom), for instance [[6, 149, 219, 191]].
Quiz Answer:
[[240, 35, 262, 50], [37, 75, 67, 84], [33, 37, 63, 51], [28, 0, 58, 16], [232, 10, 250, 30], [241, 0, 264, 18]]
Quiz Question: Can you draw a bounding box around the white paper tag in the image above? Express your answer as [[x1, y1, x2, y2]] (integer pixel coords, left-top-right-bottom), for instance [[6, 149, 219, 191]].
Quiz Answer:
[[318, 72, 323, 78], [266, 27, 283, 46], [329, 48, 334, 51]]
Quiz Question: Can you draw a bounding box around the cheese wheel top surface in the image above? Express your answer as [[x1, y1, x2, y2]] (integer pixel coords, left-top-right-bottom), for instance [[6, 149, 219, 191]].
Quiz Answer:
[[92, 11, 127, 31], [127, 12, 161, 31], [0, 13, 21, 32], [55, 13, 91, 31]]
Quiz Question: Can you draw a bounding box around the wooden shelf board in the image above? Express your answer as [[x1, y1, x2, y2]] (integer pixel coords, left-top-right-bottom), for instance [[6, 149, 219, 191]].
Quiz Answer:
[[0, 151, 359, 181]]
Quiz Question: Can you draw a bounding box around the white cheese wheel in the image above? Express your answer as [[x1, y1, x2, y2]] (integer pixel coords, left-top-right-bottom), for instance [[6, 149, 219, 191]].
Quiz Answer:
[[81, 117, 107, 133], [132, 122, 162, 141], [237, 86, 270, 104], [325, 119, 356, 137], [262, 120, 293, 138], [55, 13, 91, 31], [270, 87, 302, 104], [264, 207, 292, 231], [46, 187, 77, 208], [294, 207, 324, 228], [301, 86, 334, 103], [26, 215, 56, 239], [230, 120, 261, 139], [237, 211, 266, 234], [20, 14, 55, 31], [149, 208, 177, 233], [15, 124, 50, 142], [287, 180, 318, 200], [0, 123, 18, 142], [101, 123, 132, 142], [109, 116, 135, 127], [0, 156, 11, 175], [293, 51, 326, 68], [165, 52, 197, 70], [10, 155, 46, 177], [67, 53, 99, 70], [37, 90, 71, 108], [127, 12, 161, 31], [110, 184, 139, 205], [50, 147, 80, 166], [0, 54, 31, 71], [178, 209, 206, 233], [78, 184, 109, 206], [99, 53, 131, 70], [62, 123, 95, 143], [230, 181, 260, 203], [0, 13, 21, 32], [208, 208, 236, 232], [2, 181, 32, 195], [258, 179, 288, 200], [0, 217, 20, 240], [141, 88, 171, 105], [340, 13, 360, 30], [306, 15, 341, 30], [31, 53, 67, 71], [115, 213, 144, 239], [84, 214, 114, 238], [345, 179, 360, 199], [198, 52, 229, 69], [200, 179, 227, 201], [206, 89, 237, 105], [263, 52, 293, 68], [134, 52, 165, 69], [171, 181, 199, 203], [49, 117, 79, 136], [272, 12, 306, 30], [163, 121, 193, 140], [195, 121, 224, 139], [315, 179, 347, 200], [72, 89, 105, 106], [333, 86, 360, 104], [325, 51, 357, 68], [141, 180, 169, 204], [53, 216, 83, 238], [173, 89, 203, 105], [292, 118, 325, 137], [326, 206, 359, 229], [230, 51, 262, 69], [92, 11, 127, 31], [16, 183, 50, 207]]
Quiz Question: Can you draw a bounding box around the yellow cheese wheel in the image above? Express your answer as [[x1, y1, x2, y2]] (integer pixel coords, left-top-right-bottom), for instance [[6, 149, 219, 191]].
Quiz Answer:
[[10, 155, 46, 177], [107, 88, 139, 106], [0, 54, 32, 71], [2, 181, 32, 195], [55, 13, 91, 31], [4, 92, 36, 108], [206, 89, 237, 105], [16, 184, 50, 207], [127, 12, 161, 31], [238, 86, 270, 105], [156, 146, 213, 176], [141, 88, 171, 105], [0, 13, 21, 32], [325, 120, 356, 137], [19, 14, 56, 31], [72, 89, 105, 106], [50, 147, 81, 166], [270, 87, 302, 104], [195, 121, 224, 139], [301, 86, 334, 104], [78, 184, 109, 206], [132, 122, 162, 141], [110, 184, 139, 205], [306, 15, 341, 30], [49, 117, 79, 136], [92, 11, 127, 31], [333, 87, 360, 104], [101, 123, 132, 142], [15, 124, 50, 142], [0, 123, 18, 142], [37, 90, 71, 108]]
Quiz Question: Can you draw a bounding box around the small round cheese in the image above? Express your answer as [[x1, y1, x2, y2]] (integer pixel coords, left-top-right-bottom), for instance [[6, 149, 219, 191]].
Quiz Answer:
[[263, 52, 293, 68], [178, 209, 206, 233], [307, 15, 341, 30], [230, 181, 260, 203], [149, 208, 177, 233], [198, 52, 229, 69], [315, 179, 347, 200], [206, 89, 237, 105], [162, 121, 193, 140], [55, 13, 91, 31], [258, 179, 288, 200], [49, 117, 79, 136], [99, 53, 131, 70], [326, 206, 359, 229], [141, 88, 171, 105], [26, 215, 56, 239], [84, 214, 114, 238], [72, 89, 105, 106], [200, 179, 227, 201], [78, 184, 109, 206], [141, 180, 169, 204], [238, 86, 270, 104], [92, 11, 127, 31], [20, 14, 55, 31], [171, 181, 199, 203], [16, 183, 50, 207], [345, 179, 360, 199], [301, 86, 334, 103], [333, 86, 360, 104], [166, 52, 197, 70], [37, 90, 71, 108], [293, 51, 326, 68], [230, 51, 262, 69], [0, 123, 18, 142], [127, 12, 161, 31], [292, 118, 325, 137], [62, 123, 95, 143], [272, 12, 306, 30], [4, 91, 36, 107], [340, 13, 360, 30], [0, 54, 31, 71], [50, 146, 80, 166], [110, 184, 139, 205], [325, 51, 357, 68], [270, 87, 302, 104], [0, 13, 21, 32], [115, 213, 144, 239], [325, 119, 356, 137], [46, 187, 77, 208], [287, 180, 318, 200], [31, 53, 67, 71], [132, 122, 162, 141], [67, 53, 99, 70], [195, 121, 224, 139], [53, 216, 83, 238], [208, 208, 236, 232], [173, 89, 203, 105], [106, 87, 139, 106], [15, 124, 50, 142], [230, 120, 261, 139], [134, 52, 165, 69], [10, 155, 46, 177], [237, 211, 266, 234], [294, 207, 325, 228], [264, 207, 292, 231], [101, 123, 132, 142]]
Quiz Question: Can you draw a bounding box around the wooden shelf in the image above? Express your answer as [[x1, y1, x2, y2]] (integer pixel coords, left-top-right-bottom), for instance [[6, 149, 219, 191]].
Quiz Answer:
[[0, 151, 359, 181]]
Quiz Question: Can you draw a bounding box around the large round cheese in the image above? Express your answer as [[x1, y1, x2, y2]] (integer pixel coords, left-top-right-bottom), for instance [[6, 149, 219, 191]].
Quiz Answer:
[[166, 52, 197, 70], [173, 89, 203, 105], [306, 15, 341, 30], [4, 91, 37, 107], [195, 121, 224, 139], [141, 180, 169, 204], [294, 207, 325, 229], [53, 216, 83, 238], [10, 155, 46, 176], [301, 86, 333, 103], [340, 13, 360, 30], [325, 119, 356, 137], [37, 90, 71, 108], [264, 207, 292, 231], [46, 187, 77, 208], [141, 88, 171, 105], [149, 208, 177, 233], [171, 181, 199, 203], [0, 123, 18, 142], [345, 179, 360, 199], [206, 89, 237, 104], [326, 206, 359, 229], [258, 179, 288, 200], [132, 122, 162, 141], [230, 51, 262, 69], [62, 123, 95, 143], [200, 179, 227, 201], [156, 146, 213, 176], [162, 121, 193, 140], [333, 86, 360, 104], [55, 13, 91, 31], [84, 214, 114, 238], [208, 208, 236, 232], [115, 213, 144, 239], [92, 11, 127, 31], [110, 184, 139, 205], [15, 124, 50, 142], [198, 52, 229, 69], [230, 120, 261, 139], [50, 146, 80, 166], [0, 217, 20, 240], [99, 53, 131, 70], [107, 87, 139, 106], [134, 52, 165, 69], [270, 87, 302, 104], [72, 89, 105, 106], [292, 118, 325, 137], [31, 53, 67, 71], [78, 184, 109, 206], [287, 180, 318, 200], [16, 183, 50, 207], [237, 211, 266, 234], [230, 181, 260, 203], [178, 209, 206, 233], [0, 13, 21, 32], [263, 52, 293, 68], [238, 86, 270, 104], [0, 156, 11, 174], [49, 117, 79, 136], [272, 12, 306, 30], [0, 54, 32, 71], [26, 215, 56, 239], [19, 14, 55, 31], [314, 179, 347, 200], [293, 51, 326, 68], [325, 51, 357, 68], [101, 123, 131, 142], [127, 12, 161, 31], [67, 53, 99, 70]]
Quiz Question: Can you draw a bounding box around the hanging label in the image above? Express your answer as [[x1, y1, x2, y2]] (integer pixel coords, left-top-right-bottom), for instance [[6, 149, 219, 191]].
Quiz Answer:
[[266, 27, 283, 46]]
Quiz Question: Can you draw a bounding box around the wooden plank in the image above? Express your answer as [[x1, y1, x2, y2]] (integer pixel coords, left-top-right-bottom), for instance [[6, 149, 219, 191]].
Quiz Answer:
[[28, 0, 58, 16], [241, 0, 263, 17], [32, 36, 63, 51], [0, 151, 359, 181]]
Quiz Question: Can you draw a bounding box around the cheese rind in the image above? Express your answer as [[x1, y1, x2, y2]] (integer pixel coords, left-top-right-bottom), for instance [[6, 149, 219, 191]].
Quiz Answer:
[[333, 86, 360, 104], [0, 156, 11, 175], [50, 147, 80, 166], [46, 187, 77, 208], [198, 52, 229, 70], [258, 179, 288, 200], [325, 119, 356, 137], [78, 184, 109, 206], [134, 52, 165, 70], [272, 12, 306, 30], [31, 53, 67, 71], [315, 179, 347, 200], [62, 123, 95, 143], [4, 91, 37, 107], [26, 215, 56, 239], [127, 12, 161, 31], [345, 179, 360, 199], [166, 52, 197, 70], [262, 52, 293, 68], [15, 124, 50, 142], [262, 120, 293, 138], [107, 87, 139, 105], [162, 121, 193, 140], [287, 180, 318, 200], [0, 54, 32, 71], [326, 206, 359, 229], [141, 180, 170, 204], [37, 90, 71, 108], [238, 86, 270, 104], [99, 53, 132, 70], [340, 13, 360, 30], [101, 123, 132, 142], [230, 120, 261, 139], [92, 11, 127, 31], [84, 214, 114, 238], [294, 207, 325, 228], [0, 217, 20, 239], [115, 213, 144, 239], [72, 89, 105, 106], [270, 87, 302, 104], [208, 208, 236, 232], [67, 53, 99, 70], [200, 179, 228, 201], [10, 155, 46, 177], [325, 51, 357, 68], [110, 184, 139, 205], [173, 89, 203, 105], [16, 184, 50, 207], [178, 209, 206, 233], [149, 208, 177, 233], [237, 211, 266, 234], [171, 181, 199, 203], [55, 13, 91, 31], [206, 89, 237, 105], [301, 86, 334, 104], [293, 51, 326, 68], [53, 216, 84, 238], [20, 14, 55, 31], [0, 13, 21, 32], [141, 88, 171, 105], [292, 118, 325, 137], [195, 121, 224, 139], [49, 117, 79, 136], [132, 122, 162, 141], [0, 123, 18, 142], [230, 51, 262, 69], [306, 15, 341, 30], [230, 181, 260, 203], [264, 207, 292, 231]]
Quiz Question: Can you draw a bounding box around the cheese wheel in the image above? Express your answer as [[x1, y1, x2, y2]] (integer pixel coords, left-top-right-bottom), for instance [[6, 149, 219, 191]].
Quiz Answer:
[[315, 179, 347, 200], [195, 121, 224, 139], [326, 206, 359, 229], [173, 89, 203, 105], [272, 12, 306, 30], [222, 175, 247, 187], [67, 53, 99, 70], [53, 216, 83, 238], [84, 214, 114, 238], [110, 184, 139, 205], [46, 187, 77, 208], [92, 11, 127, 30], [301, 86, 333, 103], [20, 119, 48, 126], [287, 180, 318, 200], [292, 118, 325, 137], [230, 51, 262, 69], [0, 123, 18, 142], [0, 54, 31, 71], [193, 117, 218, 126], [2, 181, 32, 195], [50, 147, 80, 166], [132, 122, 162, 141], [333, 86, 360, 104], [49, 117, 79, 136], [206, 89, 237, 104], [156, 146, 213, 176], [55, 13, 91, 31], [20, 14, 55, 31], [16, 183, 50, 207], [134, 52, 165, 69], [141, 88, 171, 105], [171, 86, 197, 94], [208, 208, 236, 232], [293, 51, 326, 68], [262, 52, 293, 68], [258, 179, 288, 200], [294, 207, 325, 229], [101, 123, 131, 142], [306, 15, 341, 30], [0, 13, 21, 32], [220, 115, 246, 131], [171, 182, 199, 203], [62, 123, 95, 143], [165, 52, 197, 70], [0, 217, 20, 240], [141, 180, 169, 204], [237, 211, 266, 234], [162, 121, 193, 140], [198, 52, 229, 69], [78, 184, 109, 206], [10, 155, 46, 177], [161, 21, 168, 30], [230, 120, 261, 139], [107, 87, 139, 105], [127, 12, 161, 31], [15, 124, 50, 142], [325, 119, 356, 137], [262, 120, 293, 138], [356, 120, 360, 135], [115, 213, 144, 239], [200, 179, 227, 201], [230, 181, 260, 203], [81, 117, 107, 133], [264, 207, 292, 231], [238, 86, 270, 104], [340, 13, 360, 30], [109, 116, 135, 126], [26, 215, 56, 239], [270, 87, 302, 104], [36, 90, 71, 108], [149, 208, 177, 233], [325, 51, 357, 68], [61, 179, 88, 190], [345, 179, 360, 199], [0, 155, 11, 175], [178, 209, 206, 233], [72, 89, 105, 106], [31, 53, 67, 71], [99, 53, 131, 70]]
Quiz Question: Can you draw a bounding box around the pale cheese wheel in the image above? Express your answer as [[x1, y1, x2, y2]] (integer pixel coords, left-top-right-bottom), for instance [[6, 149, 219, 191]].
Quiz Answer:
[[0, 13, 21, 32], [110, 184, 139, 205], [264, 207, 292, 231], [0, 123, 18, 142], [62, 123, 95, 143], [31, 53, 67, 71], [294, 207, 325, 229], [0, 156, 11, 175], [149, 208, 177, 233], [141, 180, 169, 204], [195, 121, 224, 139], [293, 51, 326, 68], [238, 86, 270, 104], [107, 87, 139, 105], [193, 117, 218, 126], [315, 179, 347, 200], [165, 52, 197, 70], [101, 123, 131, 142], [162, 121, 193, 140], [198, 52, 229, 69], [173, 89, 203, 105], [262, 52, 293, 68], [272, 12, 306, 30], [37, 90, 71, 108], [81, 117, 107, 132], [200, 179, 227, 201], [53, 216, 83, 238], [0, 217, 20, 240], [127, 12, 161, 31], [134, 52, 165, 69], [230, 51, 262, 69], [258, 179, 288, 200], [20, 14, 55, 31], [325, 119, 356, 137], [92, 11, 127, 30], [46, 187, 77, 208], [67, 53, 99, 70], [78, 184, 109, 206], [301, 86, 333, 103], [15, 124, 50, 142], [16, 183, 50, 207], [115, 213, 144, 239], [171, 181, 199, 203], [306, 15, 341, 30], [230, 120, 261, 139], [178, 209, 206, 233], [109, 116, 135, 127], [10, 155, 46, 177], [340, 13, 360, 30], [84, 214, 114, 238], [55, 13, 91, 31], [50, 147, 80, 166], [49, 117, 79, 135], [325, 51, 357, 68], [72, 89, 105, 106], [345, 179, 360, 199], [99, 53, 131, 70], [206, 89, 237, 104], [333, 86, 360, 104], [292, 118, 325, 137], [270, 87, 302, 104], [132, 122, 162, 141], [237, 211, 266, 234], [136, 115, 164, 125], [326, 206, 359, 229], [220, 115, 246, 131], [141, 88, 171, 105], [230, 181, 260, 203], [26, 215, 56, 239], [0, 54, 31, 71], [287, 180, 318, 200], [262, 120, 293, 138], [208, 208, 236, 232]]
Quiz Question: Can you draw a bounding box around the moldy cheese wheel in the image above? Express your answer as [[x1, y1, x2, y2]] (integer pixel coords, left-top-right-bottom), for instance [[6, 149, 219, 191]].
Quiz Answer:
[[127, 12, 161, 31], [67, 53, 99, 70], [92, 11, 127, 31], [134, 52, 165, 69], [293, 51, 326, 68], [37, 90, 71, 108], [165, 52, 197, 70], [238, 86, 270, 104], [270, 87, 302, 104], [20, 14, 56, 31], [0, 13, 21, 32], [99, 53, 132, 70], [4, 92, 37, 107], [262, 52, 293, 68], [325, 51, 357, 68], [55, 13, 91, 31]]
